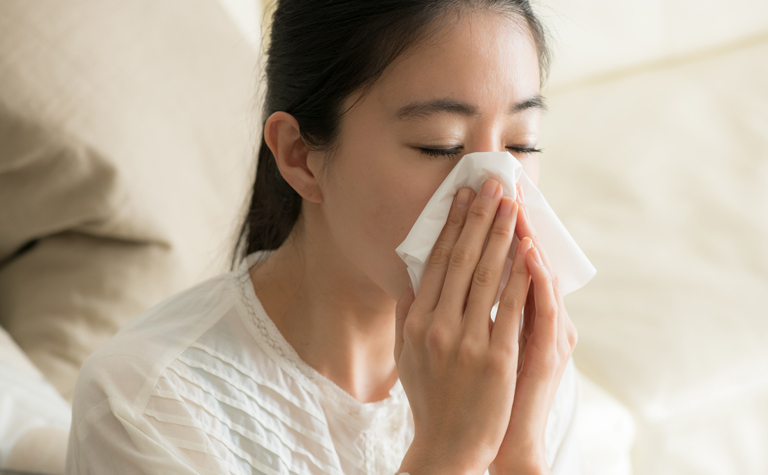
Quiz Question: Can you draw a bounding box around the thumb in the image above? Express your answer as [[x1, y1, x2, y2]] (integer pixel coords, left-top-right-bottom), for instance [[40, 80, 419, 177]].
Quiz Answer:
[[394, 284, 415, 363]]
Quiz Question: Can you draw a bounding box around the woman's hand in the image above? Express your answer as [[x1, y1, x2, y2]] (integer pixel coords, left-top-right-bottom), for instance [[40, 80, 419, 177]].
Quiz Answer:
[[488, 184, 579, 475], [395, 178, 537, 475]]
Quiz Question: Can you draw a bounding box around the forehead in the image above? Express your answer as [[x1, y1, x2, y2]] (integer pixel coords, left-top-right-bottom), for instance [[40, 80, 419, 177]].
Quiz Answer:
[[368, 10, 541, 115]]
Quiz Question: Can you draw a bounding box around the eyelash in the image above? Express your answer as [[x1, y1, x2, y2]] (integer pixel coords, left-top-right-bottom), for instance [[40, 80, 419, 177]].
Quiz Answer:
[[419, 146, 543, 159]]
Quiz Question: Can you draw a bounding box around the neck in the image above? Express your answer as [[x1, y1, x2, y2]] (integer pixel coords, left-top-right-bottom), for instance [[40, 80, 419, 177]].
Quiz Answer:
[[248, 223, 398, 404]]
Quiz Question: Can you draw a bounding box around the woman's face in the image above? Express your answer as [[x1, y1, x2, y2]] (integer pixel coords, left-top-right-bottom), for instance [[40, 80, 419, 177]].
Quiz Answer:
[[312, 11, 543, 300]]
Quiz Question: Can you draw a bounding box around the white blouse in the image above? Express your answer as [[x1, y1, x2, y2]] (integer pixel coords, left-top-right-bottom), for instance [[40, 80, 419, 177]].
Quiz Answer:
[[66, 251, 583, 475]]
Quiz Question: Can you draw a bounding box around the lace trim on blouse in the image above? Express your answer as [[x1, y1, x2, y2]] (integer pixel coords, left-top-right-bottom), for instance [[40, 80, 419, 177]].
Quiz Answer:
[[235, 251, 406, 425]]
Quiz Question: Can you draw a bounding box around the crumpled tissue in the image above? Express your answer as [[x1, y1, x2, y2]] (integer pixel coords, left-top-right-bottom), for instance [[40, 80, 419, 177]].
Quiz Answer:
[[395, 151, 596, 304]]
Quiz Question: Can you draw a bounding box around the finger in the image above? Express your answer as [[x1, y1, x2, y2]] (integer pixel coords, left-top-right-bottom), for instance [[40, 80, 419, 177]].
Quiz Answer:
[[545, 313, 574, 413], [552, 294, 575, 397], [565, 316, 579, 354], [491, 237, 534, 353], [514, 185, 563, 299], [506, 246, 561, 439], [556, 280, 568, 356], [522, 283, 536, 343], [517, 283, 536, 373], [438, 178, 502, 313], [416, 187, 474, 311], [509, 360, 556, 444], [394, 285, 416, 362], [523, 245, 559, 378], [514, 184, 553, 272], [463, 198, 519, 341]]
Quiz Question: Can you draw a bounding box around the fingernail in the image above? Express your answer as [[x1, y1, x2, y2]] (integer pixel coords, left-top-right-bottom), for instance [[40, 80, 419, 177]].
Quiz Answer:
[[456, 188, 471, 208], [531, 246, 543, 266], [481, 179, 499, 197], [518, 237, 532, 257], [498, 197, 514, 217], [517, 184, 525, 204]]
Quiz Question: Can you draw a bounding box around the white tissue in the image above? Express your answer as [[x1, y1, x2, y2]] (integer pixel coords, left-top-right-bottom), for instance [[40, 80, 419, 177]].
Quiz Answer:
[[395, 151, 596, 302]]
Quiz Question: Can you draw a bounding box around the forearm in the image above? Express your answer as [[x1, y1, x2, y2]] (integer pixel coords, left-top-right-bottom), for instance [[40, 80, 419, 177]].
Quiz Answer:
[[397, 440, 491, 475]]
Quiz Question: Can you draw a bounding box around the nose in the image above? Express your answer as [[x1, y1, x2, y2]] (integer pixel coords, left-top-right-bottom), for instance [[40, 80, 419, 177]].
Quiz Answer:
[[462, 122, 507, 154]]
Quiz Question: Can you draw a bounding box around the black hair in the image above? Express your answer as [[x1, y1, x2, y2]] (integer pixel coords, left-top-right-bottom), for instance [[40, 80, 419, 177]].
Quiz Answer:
[[231, 0, 550, 269]]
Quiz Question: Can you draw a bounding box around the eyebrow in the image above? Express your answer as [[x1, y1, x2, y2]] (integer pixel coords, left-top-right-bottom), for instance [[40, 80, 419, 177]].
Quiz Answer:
[[395, 94, 546, 120]]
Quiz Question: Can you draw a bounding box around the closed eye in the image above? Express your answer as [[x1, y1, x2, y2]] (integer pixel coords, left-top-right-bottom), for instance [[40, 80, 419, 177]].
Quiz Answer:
[[418, 146, 463, 158], [418, 145, 543, 159], [507, 146, 543, 155]]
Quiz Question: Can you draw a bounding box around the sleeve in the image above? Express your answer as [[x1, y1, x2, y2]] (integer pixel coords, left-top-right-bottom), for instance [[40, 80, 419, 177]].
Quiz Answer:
[[66, 399, 207, 475], [65, 349, 228, 475], [547, 357, 584, 475]]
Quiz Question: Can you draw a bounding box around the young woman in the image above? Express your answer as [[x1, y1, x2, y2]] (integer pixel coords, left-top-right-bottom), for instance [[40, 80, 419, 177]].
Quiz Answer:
[[67, 1, 582, 474]]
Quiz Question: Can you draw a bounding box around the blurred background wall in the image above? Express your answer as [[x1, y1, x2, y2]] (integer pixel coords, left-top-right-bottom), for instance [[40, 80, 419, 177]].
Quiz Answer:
[[535, 1, 768, 474]]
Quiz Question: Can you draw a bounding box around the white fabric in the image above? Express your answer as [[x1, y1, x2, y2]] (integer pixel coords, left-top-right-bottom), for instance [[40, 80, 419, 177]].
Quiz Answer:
[[67, 251, 583, 474], [576, 375, 635, 475], [396, 151, 596, 300], [0, 327, 71, 474]]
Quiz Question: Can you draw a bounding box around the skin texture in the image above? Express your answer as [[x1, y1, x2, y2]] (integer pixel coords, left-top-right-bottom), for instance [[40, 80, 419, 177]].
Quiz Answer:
[[250, 9, 577, 475]]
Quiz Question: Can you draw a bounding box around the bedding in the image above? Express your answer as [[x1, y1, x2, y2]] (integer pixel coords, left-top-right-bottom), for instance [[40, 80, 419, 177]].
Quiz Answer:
[[539, 28, 768, 475], [0, 0, 258, 401]]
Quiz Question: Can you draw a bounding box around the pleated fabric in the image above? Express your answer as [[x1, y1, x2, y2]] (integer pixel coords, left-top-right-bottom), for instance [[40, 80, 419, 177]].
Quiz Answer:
[[66, 251, 580, 474]]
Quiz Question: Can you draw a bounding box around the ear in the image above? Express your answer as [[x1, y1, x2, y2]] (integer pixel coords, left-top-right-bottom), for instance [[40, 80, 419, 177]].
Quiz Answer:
[[264, 111, 324, 204]]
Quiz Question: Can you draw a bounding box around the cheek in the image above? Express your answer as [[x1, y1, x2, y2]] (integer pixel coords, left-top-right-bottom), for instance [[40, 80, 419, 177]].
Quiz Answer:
[[520, 156, 540, 186], [341, 155, 438, 254], [322, 150, 448, 293]]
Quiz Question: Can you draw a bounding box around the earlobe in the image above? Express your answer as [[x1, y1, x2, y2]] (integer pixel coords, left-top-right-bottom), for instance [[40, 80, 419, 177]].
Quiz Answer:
[[264, 111, 324, 204]]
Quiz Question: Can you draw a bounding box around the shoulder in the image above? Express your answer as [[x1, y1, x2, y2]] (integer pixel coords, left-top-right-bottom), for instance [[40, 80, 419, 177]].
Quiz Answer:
[[71, 269, 244, 420], [67, 261, 338, 474], [67, 268, 253, 473]]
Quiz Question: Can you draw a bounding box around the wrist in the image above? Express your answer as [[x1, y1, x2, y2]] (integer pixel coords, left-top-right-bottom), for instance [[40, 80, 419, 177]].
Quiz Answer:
[[489, 458, 549, 475], [399, 439, 489, 475]]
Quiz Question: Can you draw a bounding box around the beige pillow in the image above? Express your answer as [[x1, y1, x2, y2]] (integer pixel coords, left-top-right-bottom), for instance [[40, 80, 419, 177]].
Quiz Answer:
[[0, 0, 258, 401]]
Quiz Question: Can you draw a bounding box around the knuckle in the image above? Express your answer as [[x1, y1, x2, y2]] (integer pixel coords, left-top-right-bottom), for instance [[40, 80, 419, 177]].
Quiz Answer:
[[425, 325, 449, 353], [468, 204, 491, 221], [403, 318, 424, 343], [509, 262, 529, 280], [446, 207, 466, 227], [427, 246, 452, 268], [487, 350, 513, 376], [552, 275, 562, 294], [521, 354, 557, 379], [490, 224, 513, 240], [568, 324, 579, 349], [546, 301, 559, 320], [540, 352, 560, 374], [449, 245, 476, 269], [472, 264, 498, 287], [498, 289, 524, 314], [495, 342, 519, 364], [457, 338, 483, 362], [542, 269, 554, 287]]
